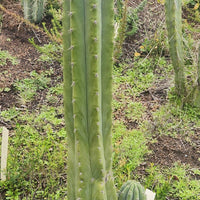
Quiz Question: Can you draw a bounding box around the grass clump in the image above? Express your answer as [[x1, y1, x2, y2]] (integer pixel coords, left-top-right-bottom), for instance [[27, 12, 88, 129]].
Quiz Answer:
[[150, 102, 200, 137], [144, 163, 200, 200], [14, 70, 51, 104], [112, 121, 149, 188], [0, 105, 67, 199]]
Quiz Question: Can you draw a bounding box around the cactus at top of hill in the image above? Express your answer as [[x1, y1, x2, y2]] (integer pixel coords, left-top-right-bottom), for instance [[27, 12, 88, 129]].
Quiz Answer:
[[165, 0, 186, 97], [63, 0, 117, 199], [118, 181, 147, 200], [21, 0, 46, 23]]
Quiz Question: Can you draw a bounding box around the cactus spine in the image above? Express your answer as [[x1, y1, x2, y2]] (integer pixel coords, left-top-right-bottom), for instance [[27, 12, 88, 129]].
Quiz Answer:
[[165, 0, 186, 97], [63, 0, 117, 199], [21, 0, 45, 23], [118, 181, 147, 200]]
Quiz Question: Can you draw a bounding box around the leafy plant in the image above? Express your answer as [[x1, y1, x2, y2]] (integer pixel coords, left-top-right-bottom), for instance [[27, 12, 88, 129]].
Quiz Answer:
[[42, 5, 63, 43], [126, 0, 147, 36], [114, 0, 147, 58], [125, 102, 146, 122], [14, 70, 51, 103], [0, 105, 67, 199], [184, 0, 200, 10], [1, 107, 20, 122], [112, 121, 149, 188], [30, 39, 62, 63], [144, 163, 200, 200], [46, 0, 63, 13], [114, 58, 155, 96], [29, 5, 63, 62], [149, 101, 200, 137], [0, 50, 19, 66], [141, 28, 169, 57]]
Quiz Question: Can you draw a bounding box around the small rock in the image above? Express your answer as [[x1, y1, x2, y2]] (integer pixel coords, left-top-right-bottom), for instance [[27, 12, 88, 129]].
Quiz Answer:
[[145, 189, 156, 200]]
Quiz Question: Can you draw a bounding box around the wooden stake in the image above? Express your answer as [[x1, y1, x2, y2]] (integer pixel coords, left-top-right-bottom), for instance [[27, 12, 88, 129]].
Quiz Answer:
[[1, 127, 9, 181]]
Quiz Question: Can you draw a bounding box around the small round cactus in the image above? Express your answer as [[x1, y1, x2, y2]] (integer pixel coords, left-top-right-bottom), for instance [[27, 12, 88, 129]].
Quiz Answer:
[[118, 180, 147, 200]]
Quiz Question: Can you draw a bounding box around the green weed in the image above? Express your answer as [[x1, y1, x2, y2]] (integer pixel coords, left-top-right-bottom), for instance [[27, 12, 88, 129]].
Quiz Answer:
[[14, 70, 51, 103], [144, 163, 200, 200], [0, 104, 67, 199], [29, 39, 62, 63], [48, 83, 63, 95], [112, 121, 149, 188], [1, 107, 20, 122], [46, 83, 63, 104], [113, 58, 155, 96], [126, 0, 147, 36], [114, 0, 147, 58], [149, 102, 200, 137], [141, 28, 169, 57], [125, 101, 146, 122], [0, 50, 19, 66]]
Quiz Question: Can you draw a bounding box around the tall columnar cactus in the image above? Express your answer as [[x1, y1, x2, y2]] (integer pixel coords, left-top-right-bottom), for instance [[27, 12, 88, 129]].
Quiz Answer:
[[21, 0, 46, 23], [63, 0, 117, 199], [165, 0, 186, 97]]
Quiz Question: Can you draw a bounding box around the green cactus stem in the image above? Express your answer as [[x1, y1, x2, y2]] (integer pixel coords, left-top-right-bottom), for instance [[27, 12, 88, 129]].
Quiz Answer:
[[165, 0, 186, 97], [118, 180, 147, 200], [197, 45, 200, 86], [63, 0, 117, 199], [186, 46, 200, 107], [21, 0, 46, 23]]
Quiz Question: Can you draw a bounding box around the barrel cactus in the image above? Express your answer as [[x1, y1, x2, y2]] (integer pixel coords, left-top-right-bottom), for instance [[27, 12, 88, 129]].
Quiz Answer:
[[118, 181, 147, 200], [63, 0, 117, 199], [21, 0, 46, 23]]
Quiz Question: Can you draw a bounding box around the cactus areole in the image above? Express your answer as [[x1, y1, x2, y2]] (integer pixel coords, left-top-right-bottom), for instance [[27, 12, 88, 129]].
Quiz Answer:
[[63, 0, 117, 199]]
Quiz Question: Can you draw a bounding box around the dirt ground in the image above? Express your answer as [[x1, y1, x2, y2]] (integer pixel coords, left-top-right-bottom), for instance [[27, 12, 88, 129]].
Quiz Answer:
[[0, 0, 199, 180]]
